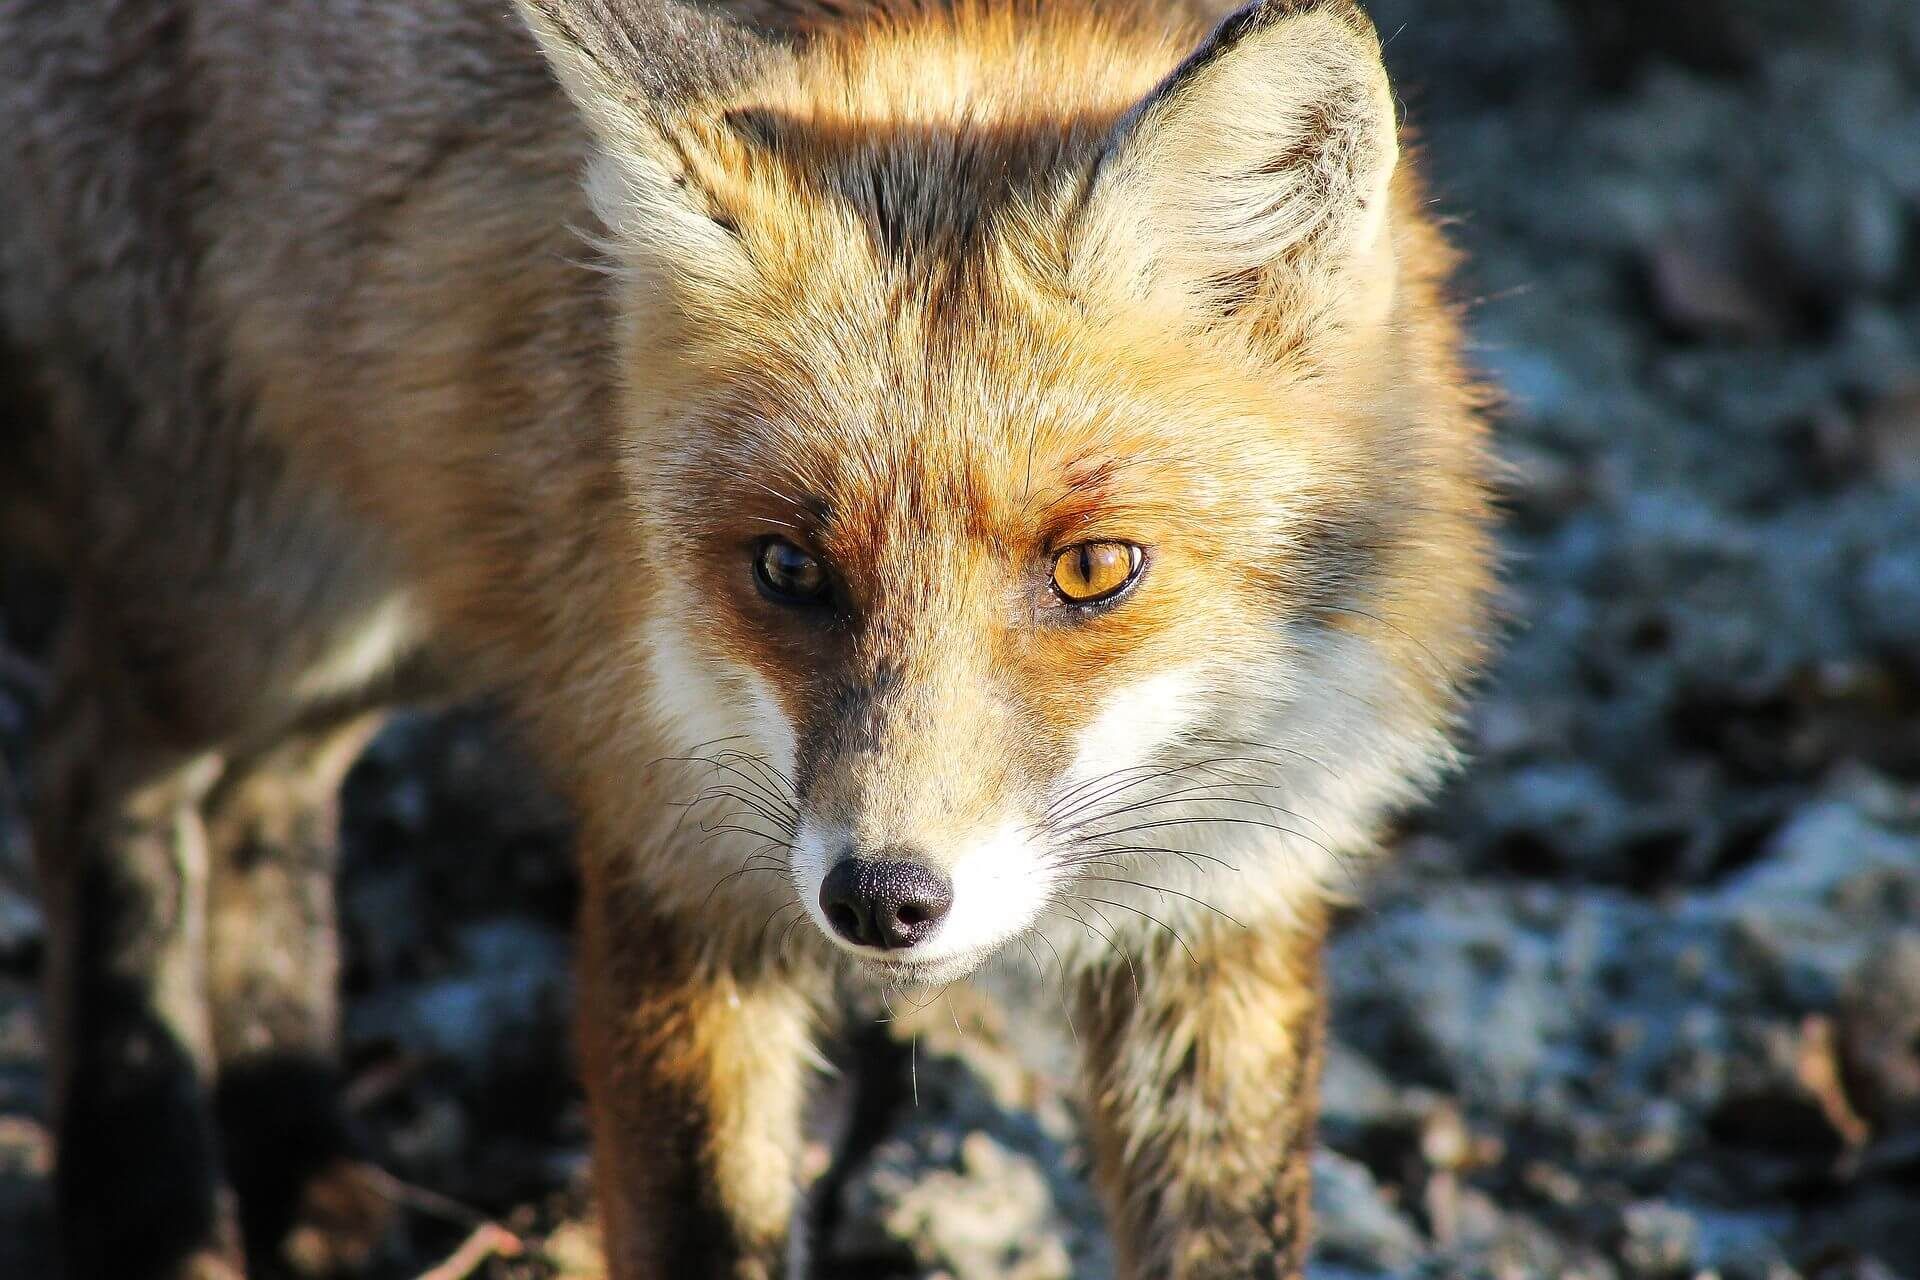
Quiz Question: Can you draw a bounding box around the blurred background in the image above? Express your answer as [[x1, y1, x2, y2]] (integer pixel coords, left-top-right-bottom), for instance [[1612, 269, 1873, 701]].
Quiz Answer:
[[3, 0, 1919, 1276]]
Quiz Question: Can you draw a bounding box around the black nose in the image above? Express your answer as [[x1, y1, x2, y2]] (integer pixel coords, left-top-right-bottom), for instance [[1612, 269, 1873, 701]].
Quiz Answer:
[[819, 857, 953, 951]]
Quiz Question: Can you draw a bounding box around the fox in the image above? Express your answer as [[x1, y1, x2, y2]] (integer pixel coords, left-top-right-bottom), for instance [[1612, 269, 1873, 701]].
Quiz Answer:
[[0, 0, 1495, 1275]]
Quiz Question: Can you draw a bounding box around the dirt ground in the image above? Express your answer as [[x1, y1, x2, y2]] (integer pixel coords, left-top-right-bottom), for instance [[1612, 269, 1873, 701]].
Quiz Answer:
[[4, 0, 1920, 1277]]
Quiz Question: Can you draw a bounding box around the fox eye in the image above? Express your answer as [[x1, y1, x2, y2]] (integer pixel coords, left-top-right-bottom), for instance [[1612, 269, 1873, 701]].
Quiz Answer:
[[753, 538, 829, 604], [1051, 541, 1144, 606]]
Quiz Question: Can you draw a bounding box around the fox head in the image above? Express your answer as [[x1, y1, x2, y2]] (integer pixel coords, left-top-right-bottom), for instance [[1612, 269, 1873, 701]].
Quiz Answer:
[[518, 0, 1494, 981]]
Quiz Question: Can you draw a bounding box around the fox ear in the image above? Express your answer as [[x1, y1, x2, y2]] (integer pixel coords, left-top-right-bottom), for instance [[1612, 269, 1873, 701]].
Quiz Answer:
[[1072, 0, 1399, 339], [514, 0, 769, 285]]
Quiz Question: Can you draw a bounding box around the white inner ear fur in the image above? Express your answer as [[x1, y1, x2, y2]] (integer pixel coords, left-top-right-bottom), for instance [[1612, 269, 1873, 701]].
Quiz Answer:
[[580, 149, 755, 289], [1074, 4, 1400, 329], [514, 0, 755, 288]]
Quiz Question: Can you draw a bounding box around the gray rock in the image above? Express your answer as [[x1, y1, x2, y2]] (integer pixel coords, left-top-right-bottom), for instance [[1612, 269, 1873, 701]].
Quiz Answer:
[[347, 918, 569, 1071], [1311, 1150, 1425, 1274], [0, 893, 38, 968], [1837, 931, 1920, 1132], [1619, 1200, 1699, 1277], [1761, 163, 1909, 303], [839, 1130, 1076, 1280]]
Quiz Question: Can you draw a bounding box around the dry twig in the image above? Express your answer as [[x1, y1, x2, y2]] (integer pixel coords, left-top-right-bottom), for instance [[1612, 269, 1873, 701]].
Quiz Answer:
[[411, 1223, 524, 1280]]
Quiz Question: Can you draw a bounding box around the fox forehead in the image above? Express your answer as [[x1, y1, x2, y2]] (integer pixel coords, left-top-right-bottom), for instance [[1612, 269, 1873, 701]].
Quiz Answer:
[[624, 264, 1399, 708], [646, 322, 1369, 578], [687, 6, 1188, 245]]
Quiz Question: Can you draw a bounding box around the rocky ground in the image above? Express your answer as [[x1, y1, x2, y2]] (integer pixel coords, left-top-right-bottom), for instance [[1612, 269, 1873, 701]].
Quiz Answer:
[[4, 0, 1920, 1276]]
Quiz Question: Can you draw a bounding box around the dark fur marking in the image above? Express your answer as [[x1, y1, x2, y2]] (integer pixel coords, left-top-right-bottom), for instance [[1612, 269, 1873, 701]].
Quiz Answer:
[[57, 984, 233, 1280], [739, 108, 1110, 295], [1209, 265, 1268, 312], [1256, 90, 1367, 182], [794, 659, 901, 794], [723, 105, 786, 152], [1298, 500, 1393, 609], [214, 1054, 356, 1268]]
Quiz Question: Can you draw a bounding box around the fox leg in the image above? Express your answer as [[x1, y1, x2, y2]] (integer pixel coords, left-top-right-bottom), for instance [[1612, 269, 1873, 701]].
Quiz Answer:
[[203, 715, 394, 1277], [1077, 909, 1329, 1280], [33, 647, 245, 1280], [577, 873, 818, 1280]]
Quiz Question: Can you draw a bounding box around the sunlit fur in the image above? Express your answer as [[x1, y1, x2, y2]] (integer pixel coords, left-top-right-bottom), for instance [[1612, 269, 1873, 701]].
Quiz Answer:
[[521, 0, 1496, 978]]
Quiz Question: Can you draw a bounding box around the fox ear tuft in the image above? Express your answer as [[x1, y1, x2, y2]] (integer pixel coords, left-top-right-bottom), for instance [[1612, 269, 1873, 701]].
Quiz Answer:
[[514, 0, 770, 285], [1072, 0, 1399, 339]]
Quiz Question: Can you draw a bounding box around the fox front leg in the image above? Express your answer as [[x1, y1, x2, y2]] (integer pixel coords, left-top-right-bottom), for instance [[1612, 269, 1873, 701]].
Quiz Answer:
[[1078, 911, 1329, 1280], [576, 877, 816, 1280]]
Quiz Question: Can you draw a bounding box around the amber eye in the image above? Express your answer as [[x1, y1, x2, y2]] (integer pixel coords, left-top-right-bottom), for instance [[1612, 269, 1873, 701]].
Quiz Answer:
[[1051, 541, 1144, 606], [753, 538, 829, 604]]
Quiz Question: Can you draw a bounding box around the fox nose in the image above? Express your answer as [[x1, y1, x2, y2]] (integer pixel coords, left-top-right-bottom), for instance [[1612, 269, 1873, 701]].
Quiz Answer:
[[819, 856, 953, 951]]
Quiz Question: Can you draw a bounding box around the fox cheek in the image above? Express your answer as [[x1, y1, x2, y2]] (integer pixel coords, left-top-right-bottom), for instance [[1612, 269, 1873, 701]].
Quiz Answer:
[[643, 620, 802, 805], [741, 676, 799, 783], [1058, 669, 1207, 812]]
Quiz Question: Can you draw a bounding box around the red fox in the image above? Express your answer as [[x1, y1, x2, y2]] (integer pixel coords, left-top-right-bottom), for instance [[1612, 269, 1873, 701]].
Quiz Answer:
[[0, 0, 1495, 1275]]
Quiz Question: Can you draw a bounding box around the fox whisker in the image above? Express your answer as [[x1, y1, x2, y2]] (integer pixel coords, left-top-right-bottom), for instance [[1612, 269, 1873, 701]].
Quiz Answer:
[[1079, 815, 1341, 866], [1025, 921, 1082, 1048], [701, 862, 792, 907], [1074, 875, 1247, 930], [681, 758, 800, 817], [753, 900, 806, 956], [707, 747, 799, 797], [1180, 734, 1343, 782], [688, 767, 798, 811], [694, 818, 798, 851], [683, 788, 798, 833], [947, 988, 969, 1042], [1044, 756, 1235, 820], [642, 738, 761, 777], [1042, 761, 1183, 824], [692, 795, 798, 835], [1075, 898, 1190, 967], [1066, 844, 1215, 878], [1066, 900, 1140, 998], [1068, 843, 1240, 875], [1063, 785, 1324, 837], [1043, 750, 1307, 828], [1312, 603, 1451, 684], [1069, 894, 1198, 968], [776, 908, 811, 967]]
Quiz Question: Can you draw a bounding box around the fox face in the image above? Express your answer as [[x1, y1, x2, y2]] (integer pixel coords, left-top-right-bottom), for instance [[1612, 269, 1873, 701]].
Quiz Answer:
[[521, 0, 1494, 980]]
